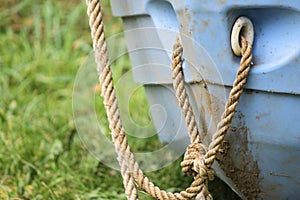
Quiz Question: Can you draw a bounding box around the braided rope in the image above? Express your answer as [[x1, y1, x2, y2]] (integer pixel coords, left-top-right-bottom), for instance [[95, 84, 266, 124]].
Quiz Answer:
[[204, 36, 253, 167], [171, 37, 201, 144], [85, 1, 253, 199], [86, 1, 138, 199]]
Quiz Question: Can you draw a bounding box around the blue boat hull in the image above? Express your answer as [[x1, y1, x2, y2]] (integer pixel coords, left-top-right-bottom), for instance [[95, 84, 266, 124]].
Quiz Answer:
[[111, 0, 300, 198]]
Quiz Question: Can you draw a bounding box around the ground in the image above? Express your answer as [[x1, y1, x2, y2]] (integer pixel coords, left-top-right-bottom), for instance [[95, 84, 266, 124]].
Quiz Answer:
[[0, 0, 239, 199]]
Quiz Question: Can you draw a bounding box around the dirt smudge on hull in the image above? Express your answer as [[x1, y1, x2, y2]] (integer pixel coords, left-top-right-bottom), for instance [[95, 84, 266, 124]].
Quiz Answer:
[[217, 112, 260, 199]]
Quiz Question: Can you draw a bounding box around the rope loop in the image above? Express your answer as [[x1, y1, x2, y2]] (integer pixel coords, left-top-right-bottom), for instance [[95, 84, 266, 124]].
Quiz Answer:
[[86, 1, 254, 199]]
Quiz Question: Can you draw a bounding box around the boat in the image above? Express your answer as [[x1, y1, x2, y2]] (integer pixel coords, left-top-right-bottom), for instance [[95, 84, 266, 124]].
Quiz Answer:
[[108, 0, 300, 199]]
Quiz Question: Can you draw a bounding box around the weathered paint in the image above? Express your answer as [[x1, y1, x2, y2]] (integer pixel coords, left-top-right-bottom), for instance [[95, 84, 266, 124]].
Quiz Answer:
[[111, 0, 300, 95], [110, 0, 300, 199]]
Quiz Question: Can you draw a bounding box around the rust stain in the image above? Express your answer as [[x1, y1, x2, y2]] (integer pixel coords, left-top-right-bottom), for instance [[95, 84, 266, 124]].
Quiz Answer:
[[198, 20, 211, 33], [267, 183, 283, 192], [217, 111, 260, 199], [176, 6, 197, 36], [191, 81, 219, 140], [270, 172, 291, 178], [217, 0, 226, 5], [199, 82, 209, 137], [185, 7, 191, 21], [177, 6, 191, 34], [202, 83, 222, 137], [245, 89, 253, 94], [255, 112, 270, 120], [200, 104, 208, 137], [202, 20, 210, 27]]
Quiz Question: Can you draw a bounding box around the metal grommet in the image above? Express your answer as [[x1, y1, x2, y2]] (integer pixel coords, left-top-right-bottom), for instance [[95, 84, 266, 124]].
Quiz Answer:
[[231, 16, 254, 56]]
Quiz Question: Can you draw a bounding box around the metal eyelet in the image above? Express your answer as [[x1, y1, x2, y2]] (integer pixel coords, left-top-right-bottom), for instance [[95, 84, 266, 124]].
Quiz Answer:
[[231, 16, 254, 56]]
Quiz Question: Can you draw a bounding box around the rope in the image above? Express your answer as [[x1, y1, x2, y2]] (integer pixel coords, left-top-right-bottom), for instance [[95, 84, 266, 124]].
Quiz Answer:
[[171, 37, 201, 144], [85, 1, 253, 199], [86, 1, 138, 199]]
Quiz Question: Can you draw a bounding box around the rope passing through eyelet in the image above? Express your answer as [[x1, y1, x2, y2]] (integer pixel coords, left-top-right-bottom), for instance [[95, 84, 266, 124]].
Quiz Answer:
[[231, 16, 254, 56], [86, 0, 254, 198]]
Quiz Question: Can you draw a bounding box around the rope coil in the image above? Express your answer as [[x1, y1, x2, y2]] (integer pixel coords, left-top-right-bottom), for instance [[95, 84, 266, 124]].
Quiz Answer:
[[85, 1, 254, 199]]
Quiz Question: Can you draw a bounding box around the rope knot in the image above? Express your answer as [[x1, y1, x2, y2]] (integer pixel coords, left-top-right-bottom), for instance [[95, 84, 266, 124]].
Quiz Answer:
[[181, 142, 214, 180]]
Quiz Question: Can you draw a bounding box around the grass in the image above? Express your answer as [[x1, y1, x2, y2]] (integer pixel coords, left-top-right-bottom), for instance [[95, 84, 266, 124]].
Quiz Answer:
[[0, 0, 239, 199]]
